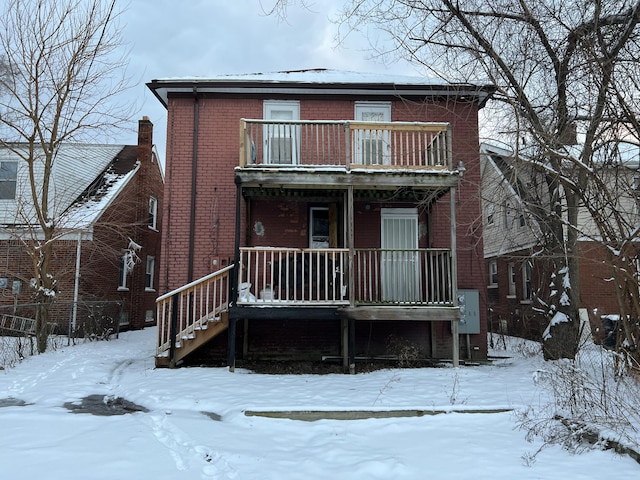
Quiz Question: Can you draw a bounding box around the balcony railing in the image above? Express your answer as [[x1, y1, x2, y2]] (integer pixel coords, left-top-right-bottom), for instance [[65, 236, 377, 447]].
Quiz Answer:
[[238, 247, 349, 306], [237, 247, 453, 307], [240, 119, 452, 170]]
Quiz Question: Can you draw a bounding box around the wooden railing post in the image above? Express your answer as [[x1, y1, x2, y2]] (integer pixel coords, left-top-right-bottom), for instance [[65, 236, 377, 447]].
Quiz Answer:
[[169, 294, 179, 368]]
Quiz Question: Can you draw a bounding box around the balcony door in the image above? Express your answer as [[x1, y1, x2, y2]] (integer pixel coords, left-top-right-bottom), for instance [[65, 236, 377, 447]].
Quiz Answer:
[[354, 102, 391, 165], [381, 208, 421, 302], [263, 100, 300, 164]]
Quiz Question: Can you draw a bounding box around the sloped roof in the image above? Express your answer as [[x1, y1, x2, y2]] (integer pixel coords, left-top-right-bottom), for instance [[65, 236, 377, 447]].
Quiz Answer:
[[147, 68, 495, 108], [61, 145, 139, 229], [0, 143, 137, 229]]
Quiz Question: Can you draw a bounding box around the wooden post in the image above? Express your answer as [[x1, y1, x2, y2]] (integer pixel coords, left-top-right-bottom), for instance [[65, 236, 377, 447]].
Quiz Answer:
[[348, 318, 355, 374], [227, 317, 237, 372], [169, 295, 178, 368], [341, 318, 348, 371]]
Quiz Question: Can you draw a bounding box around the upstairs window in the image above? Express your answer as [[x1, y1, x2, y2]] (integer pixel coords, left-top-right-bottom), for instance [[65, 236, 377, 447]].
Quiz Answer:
[[149, 196, 158, 230], [486, 204, 495, 226], [0, 161, 18, 199]]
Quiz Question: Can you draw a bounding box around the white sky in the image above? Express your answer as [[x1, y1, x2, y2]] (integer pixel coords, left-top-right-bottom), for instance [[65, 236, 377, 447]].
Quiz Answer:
[[116, 0, 419, 164]]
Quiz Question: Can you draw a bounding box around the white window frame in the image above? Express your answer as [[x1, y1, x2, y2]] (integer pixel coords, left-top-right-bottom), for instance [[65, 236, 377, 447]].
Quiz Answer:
[[0, 161, 18, 200], [507, 262, 516, 297], [486, 204, 495, 226], [522, 261, 533, 302], [354, 102, 392, 165], [145, 256, 155, 291], [488, 261, 498, 287], [263, 100, 300, 164], [118, 252, 128, 291], [149, 196, 158, 230]]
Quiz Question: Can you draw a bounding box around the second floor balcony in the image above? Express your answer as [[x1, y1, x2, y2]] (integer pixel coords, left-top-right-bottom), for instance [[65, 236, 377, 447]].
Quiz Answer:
[[239, 119, 453, 172]]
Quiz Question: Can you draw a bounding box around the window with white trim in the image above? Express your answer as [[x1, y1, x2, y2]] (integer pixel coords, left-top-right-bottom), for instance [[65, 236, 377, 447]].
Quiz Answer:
[[145, 256, 155, 291], [118, 253, 128, 290], [0, 161, 18, 200], [489, 261, 498, 287], [263, 100, 300, 164], [486, 204, 495, 226], [522, 261, 533, 300], [508, 262, 516, 296], [149, 196, 158, 230]]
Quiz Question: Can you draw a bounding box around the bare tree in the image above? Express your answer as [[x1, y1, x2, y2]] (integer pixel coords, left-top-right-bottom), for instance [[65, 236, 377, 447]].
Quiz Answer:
[[328, 0, 640, 361], [0, 0, 132, 352]]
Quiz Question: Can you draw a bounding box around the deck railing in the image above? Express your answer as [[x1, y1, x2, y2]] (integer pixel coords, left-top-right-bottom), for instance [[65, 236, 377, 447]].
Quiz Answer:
[[156, 265, 232, 360], [240, 119, 452, 170], [238, 247, 349, 305], [353, 248, 454, 305], [237, 247, 453, 307]]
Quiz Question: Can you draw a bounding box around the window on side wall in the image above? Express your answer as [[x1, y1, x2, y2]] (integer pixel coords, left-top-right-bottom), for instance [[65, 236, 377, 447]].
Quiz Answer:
[[486, 204, 495, 226], [508, 262, 516, 297], [0, 161, 18, 200], [522, 261, 533, 301], [118, 253, 128, 291], [145, 256, 155, 291], [149, 196, 158, 230], [489, 261, 498, 287]]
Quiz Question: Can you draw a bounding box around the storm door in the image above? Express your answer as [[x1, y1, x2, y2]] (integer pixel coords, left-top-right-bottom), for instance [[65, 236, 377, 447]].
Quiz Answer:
[[354, 102, 391, 165], [263, 100, 300, 164], [381, 208, 421, 302]]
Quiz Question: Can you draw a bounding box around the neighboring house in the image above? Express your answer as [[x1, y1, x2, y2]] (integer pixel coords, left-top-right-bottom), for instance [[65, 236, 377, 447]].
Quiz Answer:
[[480, 141, 640, 340], [0, 117, 164, 334], [148, 69, 494, 369]]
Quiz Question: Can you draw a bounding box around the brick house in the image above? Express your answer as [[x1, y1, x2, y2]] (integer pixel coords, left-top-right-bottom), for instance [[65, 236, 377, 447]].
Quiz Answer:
[[480, 141, 639, 341], [0, 118, 164, 334], [148, 69, 494, 369]]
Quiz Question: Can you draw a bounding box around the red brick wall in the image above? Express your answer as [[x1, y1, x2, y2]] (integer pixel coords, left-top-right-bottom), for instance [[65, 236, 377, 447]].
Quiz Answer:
[[0, 119, 164, 332], [161, 94, 488, 358]]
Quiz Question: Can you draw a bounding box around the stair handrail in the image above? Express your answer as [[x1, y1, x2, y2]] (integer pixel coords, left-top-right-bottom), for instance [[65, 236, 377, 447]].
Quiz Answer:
[[156, 264, 234, 366]]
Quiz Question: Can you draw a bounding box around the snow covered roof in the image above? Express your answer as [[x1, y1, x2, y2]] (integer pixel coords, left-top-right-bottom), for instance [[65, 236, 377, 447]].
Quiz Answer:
[[147, 68, 495, 108], [0, 143, 137, 229]]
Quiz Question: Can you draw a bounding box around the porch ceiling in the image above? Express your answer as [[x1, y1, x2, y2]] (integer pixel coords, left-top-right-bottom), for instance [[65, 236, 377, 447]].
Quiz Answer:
[[242, 185, 449, 204]]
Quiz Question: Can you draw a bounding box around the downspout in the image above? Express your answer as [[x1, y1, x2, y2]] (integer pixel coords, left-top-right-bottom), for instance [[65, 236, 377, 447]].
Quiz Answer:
[[187, 87, 199, 283], [450, 186, 459, 368], [70, 230, 82, 343]]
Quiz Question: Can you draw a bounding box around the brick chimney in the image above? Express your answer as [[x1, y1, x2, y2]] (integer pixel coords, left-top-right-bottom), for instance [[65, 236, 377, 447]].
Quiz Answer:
[[138, 116, 154, 163]]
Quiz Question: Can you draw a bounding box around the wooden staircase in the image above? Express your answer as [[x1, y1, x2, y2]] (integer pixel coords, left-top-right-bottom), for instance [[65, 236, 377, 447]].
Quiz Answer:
[[155, 265, 233, 367]]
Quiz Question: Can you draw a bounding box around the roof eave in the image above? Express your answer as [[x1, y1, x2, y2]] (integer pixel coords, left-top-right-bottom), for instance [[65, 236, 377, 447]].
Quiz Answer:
[[146, 79, 496, 109]]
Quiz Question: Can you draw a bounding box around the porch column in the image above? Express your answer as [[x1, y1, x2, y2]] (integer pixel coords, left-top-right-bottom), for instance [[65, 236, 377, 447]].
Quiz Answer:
[[344, 185, 356, 372], [450, 186, 460, 367]]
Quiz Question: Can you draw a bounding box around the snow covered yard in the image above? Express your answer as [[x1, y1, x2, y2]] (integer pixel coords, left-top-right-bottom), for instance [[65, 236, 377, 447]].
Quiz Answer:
[[0, 328, 638, 479]]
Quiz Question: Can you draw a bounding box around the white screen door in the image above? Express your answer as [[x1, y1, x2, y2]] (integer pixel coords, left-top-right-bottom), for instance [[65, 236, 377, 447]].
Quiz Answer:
[[354, 102, 391, 165], [381, 208, 421, 302], [264, 100, 300, 164]]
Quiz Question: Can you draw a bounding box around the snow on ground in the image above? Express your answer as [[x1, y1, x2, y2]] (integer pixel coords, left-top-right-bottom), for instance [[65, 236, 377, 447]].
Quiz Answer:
[[0, 328, 638, 479]]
